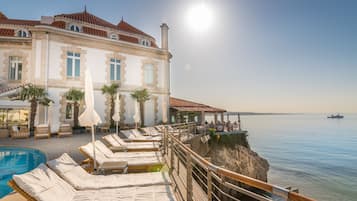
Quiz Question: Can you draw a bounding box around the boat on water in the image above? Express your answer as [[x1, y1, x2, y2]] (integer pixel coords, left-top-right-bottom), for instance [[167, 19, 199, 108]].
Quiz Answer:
[[327, 114, 344, 119]]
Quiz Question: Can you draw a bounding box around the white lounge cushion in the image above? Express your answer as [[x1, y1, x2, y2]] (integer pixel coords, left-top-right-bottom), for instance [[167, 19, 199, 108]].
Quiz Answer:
[[73, 185, 176, 201], [13, 164, 75, 201], [103, 135, 122, 147], [80, 143, 163, 166], [111, 134, 160, 147], [94, 140, 160, 158], [141, 127, 162, 137], [120, 130, 162, 141], [47, 153, 171, 190]]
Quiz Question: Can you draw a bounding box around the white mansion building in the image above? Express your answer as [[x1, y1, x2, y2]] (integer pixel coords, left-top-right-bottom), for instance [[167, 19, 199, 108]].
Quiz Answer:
[[0, 10, 171, 131]]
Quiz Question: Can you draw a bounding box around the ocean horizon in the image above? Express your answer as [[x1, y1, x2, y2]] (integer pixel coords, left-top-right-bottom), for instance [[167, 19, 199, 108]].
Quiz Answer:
[[211, 114, 357, 201]]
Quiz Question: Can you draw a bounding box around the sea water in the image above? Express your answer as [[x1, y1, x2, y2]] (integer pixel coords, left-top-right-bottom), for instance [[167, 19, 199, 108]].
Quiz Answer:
[[238, 114, 357, 201]]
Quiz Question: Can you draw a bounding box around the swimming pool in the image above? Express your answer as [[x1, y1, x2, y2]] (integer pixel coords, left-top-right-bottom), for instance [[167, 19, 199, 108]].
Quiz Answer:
[[0, 146, 46, 198]]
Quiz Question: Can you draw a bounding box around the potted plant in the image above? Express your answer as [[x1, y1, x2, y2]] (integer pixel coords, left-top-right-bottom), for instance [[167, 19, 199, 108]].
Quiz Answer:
[[101, 83, 119, 131], [131, 88, 150, 127], [65, 88, 84, 134]]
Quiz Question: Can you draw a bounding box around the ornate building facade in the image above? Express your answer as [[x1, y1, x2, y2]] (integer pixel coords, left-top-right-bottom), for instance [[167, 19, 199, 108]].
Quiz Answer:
[[0, 10, 171, 131]]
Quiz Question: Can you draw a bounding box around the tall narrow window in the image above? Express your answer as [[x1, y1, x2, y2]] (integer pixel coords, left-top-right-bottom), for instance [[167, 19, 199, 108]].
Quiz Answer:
[[66, 52, 80, 78], [110, 58, 121, 81], [143, 64, 154, 85], [8, 56, 22, 80]]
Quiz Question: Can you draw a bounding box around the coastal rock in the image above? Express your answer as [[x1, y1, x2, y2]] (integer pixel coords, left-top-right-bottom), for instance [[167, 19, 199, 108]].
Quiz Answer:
[[209, 143, 269, 182], [188, 133, 269, 182]]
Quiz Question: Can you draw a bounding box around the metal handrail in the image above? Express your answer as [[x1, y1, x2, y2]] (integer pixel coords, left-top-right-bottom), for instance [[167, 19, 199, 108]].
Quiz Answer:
[[163, 123, 316, 201]]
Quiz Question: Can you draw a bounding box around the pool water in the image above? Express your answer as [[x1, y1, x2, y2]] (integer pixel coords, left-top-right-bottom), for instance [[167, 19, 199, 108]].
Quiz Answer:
[[0, 146, 46, 198]]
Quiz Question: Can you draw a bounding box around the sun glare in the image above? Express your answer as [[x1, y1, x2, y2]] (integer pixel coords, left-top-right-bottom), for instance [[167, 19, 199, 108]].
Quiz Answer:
[[186, 2, 214, 33]]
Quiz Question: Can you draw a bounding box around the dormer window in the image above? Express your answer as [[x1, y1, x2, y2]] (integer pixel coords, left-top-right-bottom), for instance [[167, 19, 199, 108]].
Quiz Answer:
[[17, 29, 29, 37], [141, 39, 150, 47], [69, 24, 80, 32], [110, 33, 118, 40]]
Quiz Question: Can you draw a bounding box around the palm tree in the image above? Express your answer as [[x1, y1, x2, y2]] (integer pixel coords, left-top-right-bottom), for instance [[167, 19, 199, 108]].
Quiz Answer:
[[131, 88, 150, 127], [101, 83, 119, 127], [12, 84, 53, 131], [65, 88, 84, 128]]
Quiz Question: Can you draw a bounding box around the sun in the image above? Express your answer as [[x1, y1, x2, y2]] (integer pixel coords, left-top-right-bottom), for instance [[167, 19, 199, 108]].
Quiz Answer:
[[186, 2, 214, 33]]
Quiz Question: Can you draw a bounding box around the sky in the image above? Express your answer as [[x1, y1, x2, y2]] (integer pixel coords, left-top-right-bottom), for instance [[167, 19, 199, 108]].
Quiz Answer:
[[1, 0, 356, 113]]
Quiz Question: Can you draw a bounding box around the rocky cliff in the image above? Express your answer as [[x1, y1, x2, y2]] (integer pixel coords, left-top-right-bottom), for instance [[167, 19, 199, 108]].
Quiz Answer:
[[187, 133, 269, 182]]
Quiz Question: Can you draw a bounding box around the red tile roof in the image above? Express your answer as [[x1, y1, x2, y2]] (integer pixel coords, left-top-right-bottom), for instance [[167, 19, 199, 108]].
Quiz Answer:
[[0, 28, 14, 36], [55, 11, 117, 29], [0, 10, 158, 47], [51, 21, 65, 29], [0, 18, 40, 26], [118, 34, 139, 43], [170, 97, 226, 113], [83, 26, 107, 37], [117, 20, 153, 38], [0, 12, 7, 20]]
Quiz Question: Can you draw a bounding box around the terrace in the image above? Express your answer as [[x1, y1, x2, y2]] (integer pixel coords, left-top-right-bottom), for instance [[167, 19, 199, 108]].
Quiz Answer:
[[0, 123, 315, 201]]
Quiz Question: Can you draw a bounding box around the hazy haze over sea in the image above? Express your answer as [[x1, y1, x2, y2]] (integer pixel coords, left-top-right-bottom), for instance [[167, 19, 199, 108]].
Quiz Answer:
[[211, 114, 357, 201]]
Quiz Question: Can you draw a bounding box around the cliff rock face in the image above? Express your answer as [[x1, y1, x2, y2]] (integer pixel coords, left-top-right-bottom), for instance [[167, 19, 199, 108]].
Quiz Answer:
[[188, 133, 269, 182]]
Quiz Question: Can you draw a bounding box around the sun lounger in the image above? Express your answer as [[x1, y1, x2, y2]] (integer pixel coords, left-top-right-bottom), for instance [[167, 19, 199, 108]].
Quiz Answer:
[[57, 123, 73, 137], [47, 153, 171, 190], [9, 164, 176, 201], [79, 143, 164, 173], [140, 127, 162, 137], [95, 140, 161, 158], [34, 124, 50, 139], [10, 125, 30, 139], [120, 129, 162, 142], [102, 134, 160, 152]]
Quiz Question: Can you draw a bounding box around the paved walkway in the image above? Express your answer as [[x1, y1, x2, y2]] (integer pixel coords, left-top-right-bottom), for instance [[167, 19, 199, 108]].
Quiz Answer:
[[0, 132, 108, 162]]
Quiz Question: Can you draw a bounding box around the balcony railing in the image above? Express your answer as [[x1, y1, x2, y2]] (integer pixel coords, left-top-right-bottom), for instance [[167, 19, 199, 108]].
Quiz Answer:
[[162, 122, 315, 201]]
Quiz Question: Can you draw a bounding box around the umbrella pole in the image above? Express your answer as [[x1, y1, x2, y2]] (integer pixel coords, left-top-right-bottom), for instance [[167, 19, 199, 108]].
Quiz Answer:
[[91, 125, 97, 171], [116, 121, 118, 135]]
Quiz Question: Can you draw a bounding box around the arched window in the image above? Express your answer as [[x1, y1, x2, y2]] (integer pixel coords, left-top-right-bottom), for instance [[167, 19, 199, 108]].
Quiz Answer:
[[17, 29, 28, 37], [69, 24, 80, 32], [141, 39, 150, 47], [110, 33, 118, 40]]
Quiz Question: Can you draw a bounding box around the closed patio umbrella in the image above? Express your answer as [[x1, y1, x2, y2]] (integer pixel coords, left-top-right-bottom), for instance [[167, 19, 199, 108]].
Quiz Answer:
[[133, 101, 140, 129], [79, 69, 102, 170], [112, 93, 120, 134]]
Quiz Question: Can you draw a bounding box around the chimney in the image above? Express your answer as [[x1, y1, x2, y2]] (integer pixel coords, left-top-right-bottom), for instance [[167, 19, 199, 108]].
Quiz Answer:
[[160, 23, 169, 50], [40, 16, 54, 25]]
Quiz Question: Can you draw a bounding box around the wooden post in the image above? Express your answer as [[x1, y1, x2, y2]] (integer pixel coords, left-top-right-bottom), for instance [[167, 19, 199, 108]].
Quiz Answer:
[[214, 113, 218, 124], [207, 170, 213, 201], [238, 113, 241, 131], [221, 113, 224, 123], [163, 127, 167, 155], [170, 138, 174, 174], [186, 152, 193, 201], [201, 111, 205, 125]]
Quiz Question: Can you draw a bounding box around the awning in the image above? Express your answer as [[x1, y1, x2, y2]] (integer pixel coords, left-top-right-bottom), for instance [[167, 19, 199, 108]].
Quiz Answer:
[[171, 106, 226, 113], [0, 99, 30, 109], [170, 97, 226, 113]]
